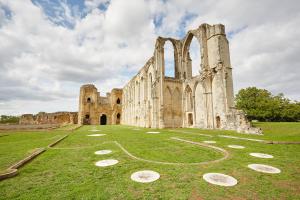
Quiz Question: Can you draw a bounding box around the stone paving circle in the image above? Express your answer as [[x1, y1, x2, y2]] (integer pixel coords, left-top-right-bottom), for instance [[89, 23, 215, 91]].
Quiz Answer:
[[203, 173, 238, 186], [203, 140, 216, 144], [227, 145, 245, 149], [249, 153, 273, 158], [131, 170, 160, 183], [146, 131, 160, 134], [95, 159, 119, 167], [248, 164, 281, 174], [87, 134, 106, 137], [94, 150, 112, 155]]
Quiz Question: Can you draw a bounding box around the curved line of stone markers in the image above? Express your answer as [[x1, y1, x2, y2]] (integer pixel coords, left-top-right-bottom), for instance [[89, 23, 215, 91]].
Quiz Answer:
[[113, 138, 229, 166]]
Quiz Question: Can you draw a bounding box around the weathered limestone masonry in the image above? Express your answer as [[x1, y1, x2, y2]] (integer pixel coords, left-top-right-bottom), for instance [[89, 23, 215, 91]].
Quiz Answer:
[[78, 85, 122, 125], [121, 23, 261, 134], [19, 112, 78, 125]]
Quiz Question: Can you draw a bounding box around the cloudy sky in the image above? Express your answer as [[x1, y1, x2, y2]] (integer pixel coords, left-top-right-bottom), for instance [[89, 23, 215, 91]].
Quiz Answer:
[[0, 0, 299, 115]]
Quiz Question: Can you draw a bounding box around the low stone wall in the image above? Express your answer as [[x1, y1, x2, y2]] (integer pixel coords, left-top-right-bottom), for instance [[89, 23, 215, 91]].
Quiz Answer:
[[47, 135, 69, 147], [19, 112, 78, 125], [0, 148, 45, 181], [0, 124, 60, 131]]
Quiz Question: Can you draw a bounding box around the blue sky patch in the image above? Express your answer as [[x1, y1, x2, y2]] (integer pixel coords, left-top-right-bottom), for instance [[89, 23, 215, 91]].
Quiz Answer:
[[0, 3, 12, 19], [228, 25, 248, 39], [177, 12, 197, 37]]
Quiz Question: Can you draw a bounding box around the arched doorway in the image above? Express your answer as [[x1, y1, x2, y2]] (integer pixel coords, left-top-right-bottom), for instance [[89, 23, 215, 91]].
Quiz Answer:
[[83, 114, 90, 125], [216, 116, 221, 128], [116, 113, 121, 124], [188, 113, 193, 126], [100, 114, 107, 125]]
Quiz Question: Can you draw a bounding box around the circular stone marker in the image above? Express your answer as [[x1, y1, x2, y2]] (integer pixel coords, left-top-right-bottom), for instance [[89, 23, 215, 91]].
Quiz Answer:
[[131, 170, 160, 183], [94, 150, 112, 155], [249, 153, 273, 158], [95, 159, 118, 167], [87, 134, 106, 137], [203, 140, 216, 144], [228, 145, 245, 149], [248, 164, 281, 174], [203, 173, 238, 187], [89, 130, 101, 132], [146, 131, 160, 134]]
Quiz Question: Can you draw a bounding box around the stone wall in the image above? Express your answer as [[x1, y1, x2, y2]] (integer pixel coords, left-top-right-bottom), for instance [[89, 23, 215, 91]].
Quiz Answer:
[[78, 85, 122, 125], [19, 112, 78, 125]]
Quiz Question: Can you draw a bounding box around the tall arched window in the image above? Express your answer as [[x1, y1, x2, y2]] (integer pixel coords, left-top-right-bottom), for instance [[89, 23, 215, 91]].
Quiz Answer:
[[185, 86, 193, 112], [182, 34, 202, 79], [164, 40, 176, 78], [190, 37, 202, 77], [116, 98, 121, 104]]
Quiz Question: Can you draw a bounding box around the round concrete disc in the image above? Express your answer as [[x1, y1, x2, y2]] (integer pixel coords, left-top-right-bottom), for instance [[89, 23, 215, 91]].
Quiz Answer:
[[95, 159, 118, 167], [203, 173, 238, 187], [89, 130, 101, 132], [87, 134, 106, 137], [203, 141, 216, 144], [228, 145, 245, 149], [249, 153, 273, 158], [248, 164, 281, 174], [94, 150, 112, 155], [146, 131, 160, 134], [131, 170, 160, 183]]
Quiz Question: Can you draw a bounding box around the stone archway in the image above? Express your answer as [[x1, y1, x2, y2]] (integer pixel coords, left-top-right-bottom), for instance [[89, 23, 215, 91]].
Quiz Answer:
[[216, 116, 221, 128], [116, 113, 121, 125], [182, 32, 203, 79], [100, 114, 107, 125]]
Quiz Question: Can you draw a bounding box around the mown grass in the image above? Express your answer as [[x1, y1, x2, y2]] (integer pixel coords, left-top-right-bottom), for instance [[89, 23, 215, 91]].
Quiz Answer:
[[0, 123, 299, 200], [0, 131, 66, 172]]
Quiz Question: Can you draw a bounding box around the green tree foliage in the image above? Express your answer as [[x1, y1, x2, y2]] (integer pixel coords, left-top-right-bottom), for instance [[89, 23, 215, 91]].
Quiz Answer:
[[236, 87, 300, 122], [0, 115, 20, 124]]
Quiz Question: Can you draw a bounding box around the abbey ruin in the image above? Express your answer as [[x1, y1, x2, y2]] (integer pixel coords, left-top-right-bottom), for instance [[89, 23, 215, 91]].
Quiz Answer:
[[78, 23, 261, 134], [19, 112, 78, 125], [78, 86, 122, 125]]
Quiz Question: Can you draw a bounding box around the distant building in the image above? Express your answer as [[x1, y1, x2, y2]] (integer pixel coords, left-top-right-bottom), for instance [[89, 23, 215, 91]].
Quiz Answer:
[[78, 85, 122, 125]]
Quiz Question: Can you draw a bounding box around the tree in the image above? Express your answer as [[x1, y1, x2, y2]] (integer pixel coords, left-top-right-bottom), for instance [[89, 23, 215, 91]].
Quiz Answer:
[[235, 87, 300, 122], [0, 115, 20, 124]]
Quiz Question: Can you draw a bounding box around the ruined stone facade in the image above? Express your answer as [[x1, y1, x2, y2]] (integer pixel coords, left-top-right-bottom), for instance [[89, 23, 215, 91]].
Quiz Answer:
[[121, 23, 261, 134], [78, 85, 122, 125], [19, 112, 78, 125], [79, 23, 261, 134]]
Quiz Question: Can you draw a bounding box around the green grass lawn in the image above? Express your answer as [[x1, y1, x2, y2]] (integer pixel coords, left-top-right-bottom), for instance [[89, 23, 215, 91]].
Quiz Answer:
[[0, 131, 66, 172], [0, 123, 299, 199]]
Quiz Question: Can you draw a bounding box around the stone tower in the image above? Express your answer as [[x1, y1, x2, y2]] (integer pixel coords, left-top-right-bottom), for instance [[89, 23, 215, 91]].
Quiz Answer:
[[78, 84, 122, 125]]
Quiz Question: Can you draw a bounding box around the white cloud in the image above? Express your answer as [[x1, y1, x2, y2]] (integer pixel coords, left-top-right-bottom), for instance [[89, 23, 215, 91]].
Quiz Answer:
[[0, 0, 299, 115]]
